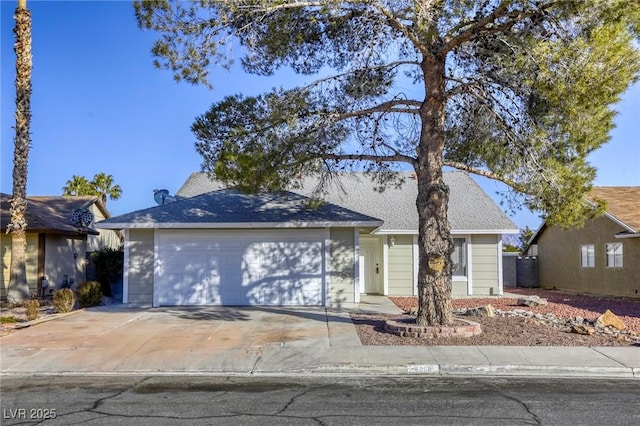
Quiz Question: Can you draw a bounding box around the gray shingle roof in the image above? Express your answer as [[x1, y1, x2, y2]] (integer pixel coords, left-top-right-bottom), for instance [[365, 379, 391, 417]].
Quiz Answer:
[[96, 189, 383, 229], [175, 172, 518, 233]]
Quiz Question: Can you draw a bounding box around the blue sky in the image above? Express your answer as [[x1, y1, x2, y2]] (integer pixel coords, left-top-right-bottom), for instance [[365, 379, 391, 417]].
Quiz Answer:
[[2, 1, 639, 230]]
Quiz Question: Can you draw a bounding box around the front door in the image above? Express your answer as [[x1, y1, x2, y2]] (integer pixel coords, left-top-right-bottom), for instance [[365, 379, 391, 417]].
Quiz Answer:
[[359, 239, 380, 294]]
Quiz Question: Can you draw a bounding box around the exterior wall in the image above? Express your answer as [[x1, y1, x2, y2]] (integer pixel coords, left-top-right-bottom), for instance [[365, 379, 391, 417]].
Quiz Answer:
[[383, 234, 502, 297], [470, 234, 500, 296], [87, 204, 122, 251], [329, 228, 356, 307], [451, 280, 468, 296], [451, 235, 470, 297], [387, 235, 414, 296], [127, 229, 155, 305], [537, 216, 640, 298], [0, 234, 39, 298], [44, 235, 86, 291]]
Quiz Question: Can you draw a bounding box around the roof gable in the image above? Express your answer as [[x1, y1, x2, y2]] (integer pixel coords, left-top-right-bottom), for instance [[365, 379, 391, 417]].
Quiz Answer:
[[96, 189, 383, 229], [175, 172, 518, 233], [528, 186, 640, 247], [587, 187, 640, 233]]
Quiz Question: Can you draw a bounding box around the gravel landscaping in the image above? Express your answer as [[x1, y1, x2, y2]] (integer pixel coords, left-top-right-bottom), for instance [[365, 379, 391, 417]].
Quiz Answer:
[[352, 288, 640, 347]]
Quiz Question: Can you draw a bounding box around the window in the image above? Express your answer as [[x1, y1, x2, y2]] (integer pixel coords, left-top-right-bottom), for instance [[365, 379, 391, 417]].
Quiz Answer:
[[452, 238, 467, 277], [606, 243, 623, 267], [580, 244, 594, 268]]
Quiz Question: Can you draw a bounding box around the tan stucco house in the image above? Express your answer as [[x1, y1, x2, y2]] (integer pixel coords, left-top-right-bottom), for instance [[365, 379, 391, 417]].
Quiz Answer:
[[527, 187, 640, 298], [96, 172, 518, 307], [1, 194, 121, 298]]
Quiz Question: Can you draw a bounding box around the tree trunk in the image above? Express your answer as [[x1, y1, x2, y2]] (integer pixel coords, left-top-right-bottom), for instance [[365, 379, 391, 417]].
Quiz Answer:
[[7, 0, 32, 301], [8, 231, 29, 300], [414, 53, 453, 327]]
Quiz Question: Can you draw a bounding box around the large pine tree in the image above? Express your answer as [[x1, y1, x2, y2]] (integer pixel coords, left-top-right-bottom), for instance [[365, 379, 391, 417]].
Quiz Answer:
[[136, 0, 640, 326]]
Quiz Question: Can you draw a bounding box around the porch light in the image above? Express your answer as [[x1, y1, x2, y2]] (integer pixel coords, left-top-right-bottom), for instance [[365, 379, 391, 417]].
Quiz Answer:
[[390, 236, 395, 247]]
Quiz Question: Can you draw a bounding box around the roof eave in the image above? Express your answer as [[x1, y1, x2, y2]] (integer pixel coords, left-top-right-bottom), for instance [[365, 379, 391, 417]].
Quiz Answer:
[[603, 211, 638, 235], [95, 220, 384, 230], [614, 231, 640, 239], [372, 228, 520, 235]]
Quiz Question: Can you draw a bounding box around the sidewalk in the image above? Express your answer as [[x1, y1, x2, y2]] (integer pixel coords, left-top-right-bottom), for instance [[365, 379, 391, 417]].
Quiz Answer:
[[1, 297, 638, 379]]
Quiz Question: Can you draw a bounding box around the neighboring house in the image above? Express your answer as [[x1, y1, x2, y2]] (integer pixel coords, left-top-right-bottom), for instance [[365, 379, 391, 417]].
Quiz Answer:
[[1, 194, 121, 298], [96, 172, 518, 308], [527, 186, 640, 298]]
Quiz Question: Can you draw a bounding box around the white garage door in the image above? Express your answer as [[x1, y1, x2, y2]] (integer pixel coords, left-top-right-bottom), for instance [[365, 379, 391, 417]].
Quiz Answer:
[[156, 230, 325, 306]]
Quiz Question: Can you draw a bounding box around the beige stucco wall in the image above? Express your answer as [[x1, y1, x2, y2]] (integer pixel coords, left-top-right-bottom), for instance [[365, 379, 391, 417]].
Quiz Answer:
[[470, 234, 500, 296], [44, 235, 86, 291], [387, 235, 414, 296], [127, 229, 155, 305], [537, 216, 640, 298], [329, 228, 356, 307], [0, 234, 39, 298]]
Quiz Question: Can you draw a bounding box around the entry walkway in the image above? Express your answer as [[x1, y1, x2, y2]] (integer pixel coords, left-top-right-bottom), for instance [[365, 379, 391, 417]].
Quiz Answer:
[[358, 295, 403, 314]]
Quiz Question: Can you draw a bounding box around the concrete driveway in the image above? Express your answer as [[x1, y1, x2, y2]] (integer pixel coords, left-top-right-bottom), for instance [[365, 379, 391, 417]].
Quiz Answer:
[[0, 304, 362, 375]]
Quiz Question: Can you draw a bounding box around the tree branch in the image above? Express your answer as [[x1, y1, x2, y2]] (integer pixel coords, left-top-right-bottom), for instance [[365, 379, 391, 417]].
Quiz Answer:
[[324, 152, 416, 166], [443, 160, 522, 188], [367, 1, 430, 57], [303, 60, 421, 91], [441, 1, 560, 54], [329, 99, 422, 121]]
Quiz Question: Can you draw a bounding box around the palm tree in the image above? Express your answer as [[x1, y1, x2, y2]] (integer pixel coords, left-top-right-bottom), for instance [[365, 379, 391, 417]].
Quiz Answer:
[[62, 173, 122, 207], [7, 0, 32, 301], [62, 175, 93, 196], [89, 173, 122, 207]]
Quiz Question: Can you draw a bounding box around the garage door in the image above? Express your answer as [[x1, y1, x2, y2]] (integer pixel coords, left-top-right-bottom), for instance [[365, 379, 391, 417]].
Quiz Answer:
[[156, 230, 324, 306]]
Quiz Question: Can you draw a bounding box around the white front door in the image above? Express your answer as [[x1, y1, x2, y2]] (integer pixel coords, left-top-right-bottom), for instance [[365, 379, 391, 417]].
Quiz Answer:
[[359, 239, 379, 294]]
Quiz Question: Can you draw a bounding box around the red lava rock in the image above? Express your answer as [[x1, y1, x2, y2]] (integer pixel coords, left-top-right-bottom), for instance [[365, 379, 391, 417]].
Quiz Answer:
[[389, 288, 640, 333]]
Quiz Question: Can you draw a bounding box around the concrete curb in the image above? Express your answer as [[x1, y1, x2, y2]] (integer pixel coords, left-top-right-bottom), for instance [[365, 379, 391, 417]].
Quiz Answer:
[[1, 364, 637, 379], [439, 364, 637, 378], [291, 363, 638, 379]]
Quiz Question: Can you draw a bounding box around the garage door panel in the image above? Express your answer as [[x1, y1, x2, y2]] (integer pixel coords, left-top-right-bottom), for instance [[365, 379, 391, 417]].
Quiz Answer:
[[156, 230, 324, 306]]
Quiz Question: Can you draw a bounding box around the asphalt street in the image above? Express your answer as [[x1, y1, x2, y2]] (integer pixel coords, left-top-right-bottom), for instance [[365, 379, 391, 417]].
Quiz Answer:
[[1, 375, 639, 425]]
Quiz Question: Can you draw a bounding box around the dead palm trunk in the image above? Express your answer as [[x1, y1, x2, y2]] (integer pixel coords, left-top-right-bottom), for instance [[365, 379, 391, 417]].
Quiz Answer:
[[7, 0, 32, 301]]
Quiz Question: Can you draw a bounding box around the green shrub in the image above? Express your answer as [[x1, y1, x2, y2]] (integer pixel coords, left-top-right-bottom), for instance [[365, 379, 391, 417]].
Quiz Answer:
[[77, 281, 103, 308], [0, 317, 18, 324], [25, 299, 40, 321], [53, 288, 75, 313]]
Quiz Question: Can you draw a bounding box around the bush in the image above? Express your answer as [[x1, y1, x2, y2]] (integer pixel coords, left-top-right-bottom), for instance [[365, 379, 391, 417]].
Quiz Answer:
[[25, 299, 40, 321], [77, 281, 103, 308], [53, 288, 75, 313], [91, 247, 123, 297]]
